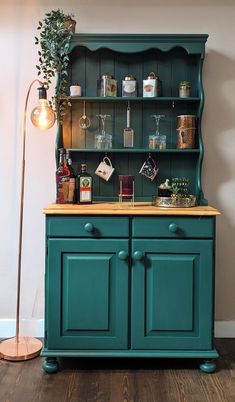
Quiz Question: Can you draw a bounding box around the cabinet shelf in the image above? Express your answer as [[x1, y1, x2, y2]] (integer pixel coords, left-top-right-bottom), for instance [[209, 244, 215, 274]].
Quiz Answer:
[[68, 96, 200, 103], [68, 148, 200, 153]]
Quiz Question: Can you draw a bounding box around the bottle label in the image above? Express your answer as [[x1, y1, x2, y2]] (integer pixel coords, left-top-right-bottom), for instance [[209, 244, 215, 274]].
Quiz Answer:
[[79, 177, 92, 202], [56, 175, 70, 203], [67, 178, 75, 203]]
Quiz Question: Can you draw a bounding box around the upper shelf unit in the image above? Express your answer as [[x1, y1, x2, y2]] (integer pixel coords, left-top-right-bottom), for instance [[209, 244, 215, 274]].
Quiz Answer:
[[58, 34, 208, 203]]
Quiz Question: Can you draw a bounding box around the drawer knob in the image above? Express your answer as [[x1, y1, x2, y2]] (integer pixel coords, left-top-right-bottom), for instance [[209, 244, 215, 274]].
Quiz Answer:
[[84, 222, 94, 232], [133, 250, 143, 261], [118, 250, 128, 260], [169, 223, 178, 233]]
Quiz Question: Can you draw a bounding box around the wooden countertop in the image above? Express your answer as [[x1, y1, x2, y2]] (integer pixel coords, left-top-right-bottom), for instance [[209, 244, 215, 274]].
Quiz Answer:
[[43, 202, 220, 216]]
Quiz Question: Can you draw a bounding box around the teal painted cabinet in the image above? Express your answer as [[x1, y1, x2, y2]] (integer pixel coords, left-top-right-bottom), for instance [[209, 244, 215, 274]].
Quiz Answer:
[[42, 213, 219, 374], [42, 34, 219, 374]]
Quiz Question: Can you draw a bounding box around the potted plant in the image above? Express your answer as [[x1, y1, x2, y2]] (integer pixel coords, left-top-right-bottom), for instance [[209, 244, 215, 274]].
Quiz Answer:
[[179, 80, 191, 97], [35, 9, 76, 124], [171, 177, 196, 206], [171, 177, 189, 198]]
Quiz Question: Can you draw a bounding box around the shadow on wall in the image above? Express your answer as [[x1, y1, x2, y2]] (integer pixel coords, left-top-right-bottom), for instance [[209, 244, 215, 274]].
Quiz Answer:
[[203, 48, 235, 319]]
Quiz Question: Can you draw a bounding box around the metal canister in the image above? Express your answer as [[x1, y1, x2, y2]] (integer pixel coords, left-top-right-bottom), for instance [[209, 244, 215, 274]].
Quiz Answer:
[[97, 74, 117, 97], [179, 81, 191, 98], [143, 72, 162, 97], [122, 74, 137, 97]]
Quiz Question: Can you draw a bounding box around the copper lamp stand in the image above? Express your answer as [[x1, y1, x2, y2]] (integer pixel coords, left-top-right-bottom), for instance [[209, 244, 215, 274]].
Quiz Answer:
[[0, 80, 55, 361]]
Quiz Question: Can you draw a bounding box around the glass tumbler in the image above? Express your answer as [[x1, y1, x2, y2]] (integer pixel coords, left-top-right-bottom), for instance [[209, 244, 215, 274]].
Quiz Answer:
[[118, 175, 135, 204]]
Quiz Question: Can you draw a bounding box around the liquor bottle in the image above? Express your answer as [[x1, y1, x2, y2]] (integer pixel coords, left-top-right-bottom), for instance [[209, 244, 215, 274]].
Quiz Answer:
[[65, 150, 76, 204], [56, 148, 70, 203], [77, 164, 93, 204]]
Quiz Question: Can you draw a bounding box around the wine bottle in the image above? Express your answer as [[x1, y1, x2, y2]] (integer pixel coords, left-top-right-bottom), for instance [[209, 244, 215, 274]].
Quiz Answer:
[[65, 150, 76, 204], [56, 148, 70, 204], [77, 164, 93, 204]]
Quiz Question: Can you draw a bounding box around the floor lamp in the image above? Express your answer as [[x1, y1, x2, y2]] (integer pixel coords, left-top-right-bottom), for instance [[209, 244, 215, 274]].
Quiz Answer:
[[0, 80, 56, 361]]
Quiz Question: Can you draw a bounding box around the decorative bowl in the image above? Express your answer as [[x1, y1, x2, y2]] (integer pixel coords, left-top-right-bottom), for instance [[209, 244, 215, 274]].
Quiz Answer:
[[152, 195, 197, 208]]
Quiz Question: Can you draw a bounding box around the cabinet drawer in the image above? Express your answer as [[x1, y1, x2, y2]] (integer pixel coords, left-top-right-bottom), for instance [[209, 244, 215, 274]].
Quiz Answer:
[[132, 217, 214, 238], [47, 216, 129, 237]]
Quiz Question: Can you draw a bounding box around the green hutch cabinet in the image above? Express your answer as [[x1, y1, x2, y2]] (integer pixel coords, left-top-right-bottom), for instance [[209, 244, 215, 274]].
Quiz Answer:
[[42, 34, 220, 374]]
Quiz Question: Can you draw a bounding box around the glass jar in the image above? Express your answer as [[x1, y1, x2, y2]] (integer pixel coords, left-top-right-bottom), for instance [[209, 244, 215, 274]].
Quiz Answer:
[[158, 135, 166, 149], [148, 134, 158, 149], [118, 175, 135, 203], [94, 133, 112, 150]]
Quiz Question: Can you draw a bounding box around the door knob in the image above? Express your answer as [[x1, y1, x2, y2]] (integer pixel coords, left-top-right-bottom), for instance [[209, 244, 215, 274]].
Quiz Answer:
[[169, 223, 178, 233], [84, 222, 94, 232], [133, 250, 143, 261], [118, 250, 128, 260]]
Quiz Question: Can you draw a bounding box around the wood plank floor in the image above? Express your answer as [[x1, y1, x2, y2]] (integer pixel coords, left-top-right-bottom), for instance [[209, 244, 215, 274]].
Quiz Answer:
[[0, 339, 234, 402]]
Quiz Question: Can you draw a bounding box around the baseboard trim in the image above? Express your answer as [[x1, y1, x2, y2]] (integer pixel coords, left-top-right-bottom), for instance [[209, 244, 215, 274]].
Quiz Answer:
[[0, 319, 234, 339], [0, 319, 44, 338], [214, 321, 235, 338]]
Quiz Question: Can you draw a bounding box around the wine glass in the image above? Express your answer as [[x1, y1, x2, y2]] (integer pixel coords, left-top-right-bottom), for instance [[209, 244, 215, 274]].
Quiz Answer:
[[95, 114, 112, 149], [149, 114, 165, 149]]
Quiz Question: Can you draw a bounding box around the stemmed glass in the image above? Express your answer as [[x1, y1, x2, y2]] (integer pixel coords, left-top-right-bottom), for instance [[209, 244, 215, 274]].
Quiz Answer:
[[95, 114, 112, 149], [149, 114, 165, 149]]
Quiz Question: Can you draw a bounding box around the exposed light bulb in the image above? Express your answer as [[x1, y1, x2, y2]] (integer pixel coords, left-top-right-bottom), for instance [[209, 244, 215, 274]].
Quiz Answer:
[[30, 86, 56, 130]]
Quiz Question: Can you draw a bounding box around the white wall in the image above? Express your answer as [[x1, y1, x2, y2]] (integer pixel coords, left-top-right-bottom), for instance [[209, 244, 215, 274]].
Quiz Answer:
[[1, 0, 235, 337]]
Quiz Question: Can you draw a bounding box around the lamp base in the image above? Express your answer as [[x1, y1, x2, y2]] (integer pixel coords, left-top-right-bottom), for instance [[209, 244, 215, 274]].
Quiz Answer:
[[0, 336, 42, 361]]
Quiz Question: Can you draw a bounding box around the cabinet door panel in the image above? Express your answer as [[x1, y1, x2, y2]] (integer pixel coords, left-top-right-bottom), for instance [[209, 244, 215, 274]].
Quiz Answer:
[[147, 254, 194, 332], [62, 254, 110, 330], [132, 239, 213, 350], [46, 238, 129, 350]]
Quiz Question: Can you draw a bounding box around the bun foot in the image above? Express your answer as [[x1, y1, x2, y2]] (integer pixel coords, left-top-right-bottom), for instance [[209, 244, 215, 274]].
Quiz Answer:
[[200, 359, 216, 373], [42, 357, 59, 374]]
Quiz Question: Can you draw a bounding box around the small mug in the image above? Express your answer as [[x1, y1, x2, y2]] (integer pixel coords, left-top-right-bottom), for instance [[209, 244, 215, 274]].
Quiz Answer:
[[95, 156, 115, 181], [139, 157, 159, 181]]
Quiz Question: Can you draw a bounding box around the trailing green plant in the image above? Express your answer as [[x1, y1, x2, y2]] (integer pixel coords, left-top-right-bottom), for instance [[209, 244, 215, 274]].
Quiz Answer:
[[35, 9, 75, 124]]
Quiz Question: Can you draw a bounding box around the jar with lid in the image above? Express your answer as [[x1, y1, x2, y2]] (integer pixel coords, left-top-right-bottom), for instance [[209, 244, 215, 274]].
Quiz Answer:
[[122, 74, 137, 97], [158, 179, 172, 197], [97, 73, 117, 97], [143, 72, 162, 97]]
